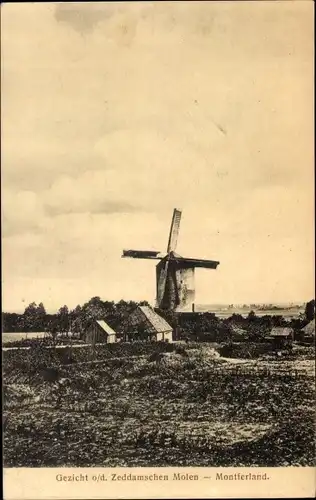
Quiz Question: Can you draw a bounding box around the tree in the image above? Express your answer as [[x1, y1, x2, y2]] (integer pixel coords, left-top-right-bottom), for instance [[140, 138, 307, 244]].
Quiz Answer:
[[305, 299, 315, 322], [81, 297, 115, 328], [57, 305, 70, 336], [70, 305, 84, 338], [247, 310, 256, 321], [23, 302, 38, 331], [2, 313, 21, 332], [22, 302, 47, 331], [37, 303, 47, 329], [46, 318, 59, 341], [71, 316, 85, 339], [109, 300, 138, 329]]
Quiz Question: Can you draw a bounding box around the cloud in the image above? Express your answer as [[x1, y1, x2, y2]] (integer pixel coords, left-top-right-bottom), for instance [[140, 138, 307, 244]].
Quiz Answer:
[[2, 189, 46, 237], [2, 1, 314, 311], [43, 170, 143, 216], [54, 3, 116, 34]]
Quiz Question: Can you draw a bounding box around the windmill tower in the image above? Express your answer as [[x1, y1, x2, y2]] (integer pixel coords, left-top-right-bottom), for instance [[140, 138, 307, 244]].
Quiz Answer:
[[122, 209, 220, 311]]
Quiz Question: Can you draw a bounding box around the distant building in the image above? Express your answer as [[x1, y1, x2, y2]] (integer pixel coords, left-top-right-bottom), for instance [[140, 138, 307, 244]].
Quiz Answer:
[[84, 320, 117, 344], [300, 319, 315, 344], [268, 327, 294, 349], [121, 305, 173, 342], [230, 324, 249, 341]]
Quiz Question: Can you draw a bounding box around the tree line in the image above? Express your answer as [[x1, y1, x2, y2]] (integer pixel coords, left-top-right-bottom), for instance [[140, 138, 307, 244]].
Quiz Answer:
[[2, 297, 314, 342], [2, 297, 149, 337]]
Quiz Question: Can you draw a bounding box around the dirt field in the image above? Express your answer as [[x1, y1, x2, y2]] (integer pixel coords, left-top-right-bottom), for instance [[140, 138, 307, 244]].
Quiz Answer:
[[3, 343, 315, 467]]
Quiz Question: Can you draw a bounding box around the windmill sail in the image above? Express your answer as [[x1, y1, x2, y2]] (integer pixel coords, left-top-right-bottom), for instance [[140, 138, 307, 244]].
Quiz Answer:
[[122, 250, 162, 259], [156, 257, 170, 307], [122, 207, 220, 311], [172, 256, 220, 269], [167, 208, 182, 252]]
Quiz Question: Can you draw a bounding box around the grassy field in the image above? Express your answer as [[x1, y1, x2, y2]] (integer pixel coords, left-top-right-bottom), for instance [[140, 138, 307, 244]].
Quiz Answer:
[[3, 343, 315, 467]]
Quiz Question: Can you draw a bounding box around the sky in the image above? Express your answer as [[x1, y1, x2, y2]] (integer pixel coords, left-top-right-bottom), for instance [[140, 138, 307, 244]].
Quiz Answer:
[[2, 1, 314, 313]]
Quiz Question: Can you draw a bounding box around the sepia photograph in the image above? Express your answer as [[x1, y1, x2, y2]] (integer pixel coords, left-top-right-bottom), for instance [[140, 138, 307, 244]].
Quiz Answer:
[[2, 0, 315, 487]]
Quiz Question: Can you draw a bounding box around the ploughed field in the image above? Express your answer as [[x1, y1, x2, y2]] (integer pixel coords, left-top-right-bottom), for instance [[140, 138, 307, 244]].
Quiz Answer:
[[3, 342, 315, 467]]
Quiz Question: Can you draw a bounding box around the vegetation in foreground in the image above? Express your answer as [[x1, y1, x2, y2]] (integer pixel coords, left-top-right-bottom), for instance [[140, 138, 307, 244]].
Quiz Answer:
[[3, 343, 315, 467]]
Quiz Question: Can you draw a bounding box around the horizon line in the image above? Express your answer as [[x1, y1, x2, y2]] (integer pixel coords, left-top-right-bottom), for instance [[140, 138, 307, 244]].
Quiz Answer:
[[2, 300, 310, 315]]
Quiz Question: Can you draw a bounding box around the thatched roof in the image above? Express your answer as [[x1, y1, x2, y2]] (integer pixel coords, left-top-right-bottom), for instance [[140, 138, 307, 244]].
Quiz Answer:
[[302, 319, 315, 337], [270, 327, 294, 337], [138, 306, 173, 333], [230, 324, 248, 336]]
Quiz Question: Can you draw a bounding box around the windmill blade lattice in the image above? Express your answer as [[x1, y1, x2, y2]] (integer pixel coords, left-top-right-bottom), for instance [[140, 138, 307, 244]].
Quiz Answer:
[[167, 209, 182, 253], [157, 258, 170, 306]]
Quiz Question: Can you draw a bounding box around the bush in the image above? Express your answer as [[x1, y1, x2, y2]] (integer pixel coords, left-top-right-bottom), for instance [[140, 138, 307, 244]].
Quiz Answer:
[[175, 345, 189, 357], [3, 341, 179, 380], [218, 342, 273, 359], [148, 352, 164, 363]]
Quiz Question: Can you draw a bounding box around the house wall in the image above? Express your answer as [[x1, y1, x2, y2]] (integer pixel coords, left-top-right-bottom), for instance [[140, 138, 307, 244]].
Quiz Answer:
[[85, 323, 117, 344], [165, 330, 173, 342], [271, 329, 294, 340], [156, 330, 173, 342]]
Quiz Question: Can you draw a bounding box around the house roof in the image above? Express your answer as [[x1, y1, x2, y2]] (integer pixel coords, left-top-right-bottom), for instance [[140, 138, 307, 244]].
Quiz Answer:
[[302, 318, 315, 336], [270, 327, 293, 337], [138, 306, 173, 333], [96, 320, 116, 336], [230, 324, 247, 335]]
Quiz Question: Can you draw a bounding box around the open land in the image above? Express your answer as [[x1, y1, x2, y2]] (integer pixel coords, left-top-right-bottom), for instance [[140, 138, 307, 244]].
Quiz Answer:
[[3, 341, 315, 467], [2, 332, 48, 344], [196, 305, 304, 319]]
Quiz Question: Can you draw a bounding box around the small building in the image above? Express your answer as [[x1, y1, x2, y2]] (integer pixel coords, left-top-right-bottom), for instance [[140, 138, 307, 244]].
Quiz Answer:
[[268, 327, 294, 349], [84, 320, 117, 345], [230, 324, 249, 341], [301, 319, 315, 344], [121, 305, 173, 342]]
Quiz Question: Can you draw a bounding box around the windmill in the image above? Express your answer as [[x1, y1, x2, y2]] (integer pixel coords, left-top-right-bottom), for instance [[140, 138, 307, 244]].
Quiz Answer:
[[122, 209, 220, 311]]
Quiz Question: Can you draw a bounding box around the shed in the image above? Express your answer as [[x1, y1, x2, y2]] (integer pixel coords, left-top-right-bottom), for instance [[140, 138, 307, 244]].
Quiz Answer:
[[121, 305, 173, 342], [84, 320, 117, 344], [230, 324, 249, 341], [268, 327, 294, 349], [301, 319, 315, 343]]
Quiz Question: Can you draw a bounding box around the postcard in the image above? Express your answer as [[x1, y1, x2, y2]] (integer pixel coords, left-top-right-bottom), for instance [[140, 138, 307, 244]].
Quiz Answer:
[[2, 1, 315, 499]]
